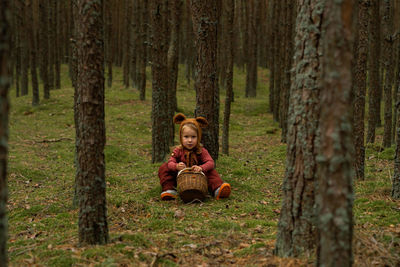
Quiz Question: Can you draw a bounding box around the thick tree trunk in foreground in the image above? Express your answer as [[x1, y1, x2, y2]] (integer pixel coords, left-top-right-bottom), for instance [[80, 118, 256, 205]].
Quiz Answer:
[[150, 0, 170, 163], [0, 0, 10, 264], [274, 0, 323, 257], [317, 0, 354, 266], [75, 0, 109, 245], [191, 0, 220, 160], [353, 0, 369, 180]]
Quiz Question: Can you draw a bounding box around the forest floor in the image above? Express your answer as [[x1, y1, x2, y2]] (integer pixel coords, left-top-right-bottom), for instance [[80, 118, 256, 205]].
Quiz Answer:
[[7, 65, 400, 266]]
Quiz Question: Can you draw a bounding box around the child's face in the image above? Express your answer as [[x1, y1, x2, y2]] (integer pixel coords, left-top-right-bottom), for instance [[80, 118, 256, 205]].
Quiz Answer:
[[182, 126, 198, 150]]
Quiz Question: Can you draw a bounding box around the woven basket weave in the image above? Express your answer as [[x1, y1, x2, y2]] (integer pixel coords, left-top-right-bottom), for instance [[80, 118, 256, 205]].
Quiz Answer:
[[177, 168, 208, 203]]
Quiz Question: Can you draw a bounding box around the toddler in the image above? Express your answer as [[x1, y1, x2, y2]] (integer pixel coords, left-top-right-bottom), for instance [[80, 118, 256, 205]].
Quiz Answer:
[[158, 113, 231, 201]]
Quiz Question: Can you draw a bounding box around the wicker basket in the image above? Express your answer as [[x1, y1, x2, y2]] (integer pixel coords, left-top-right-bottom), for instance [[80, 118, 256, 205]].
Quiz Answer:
[[177, 168, 208, 203]]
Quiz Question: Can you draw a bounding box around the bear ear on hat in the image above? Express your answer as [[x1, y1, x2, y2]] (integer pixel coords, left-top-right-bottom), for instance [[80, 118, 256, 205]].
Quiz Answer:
[[195, 117, 208, 128], [173, 113, 187, 124]]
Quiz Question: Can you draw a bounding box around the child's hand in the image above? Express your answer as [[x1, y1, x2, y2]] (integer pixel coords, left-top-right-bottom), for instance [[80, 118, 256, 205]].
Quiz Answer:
[[192, 165, 202, 172], [176, 162, 186, 171]]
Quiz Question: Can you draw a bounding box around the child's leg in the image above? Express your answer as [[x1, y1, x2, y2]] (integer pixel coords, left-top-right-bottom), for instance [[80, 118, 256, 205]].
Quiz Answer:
[[206, 169, 231, 199], [158, 163, 177, 191], [206, 169, 224, 192]]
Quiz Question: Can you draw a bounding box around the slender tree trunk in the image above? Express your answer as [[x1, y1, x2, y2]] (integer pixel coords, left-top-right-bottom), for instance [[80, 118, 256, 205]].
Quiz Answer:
[[273, 1, 282, 122], [39, 0, 50, 99], [168, 0, 182, 145], [0, 0, 10, 264], [222, 0, 234, 155], [48, 0, 55, 91], [19, 0, 29, 97], [55, 0, 61, 89], [27, 0, 40, 106], [393, 29, 400, 199], [274, 0, 323, 257], [105, 0, 113, 88], [75, 0, 109, 245], [269, 0, 276, 113], [367, 0, 381, 143], [150, 0, 170, 163], [353, 0, 369, 180], [317, 0, 355, 266], [382, 0, 394, 148], [245, 0, 257, 98], [122, 0, 131, 88], [138, 0, 148, 100], [280, 0, 295, 143], [191, 0, 220, 160]]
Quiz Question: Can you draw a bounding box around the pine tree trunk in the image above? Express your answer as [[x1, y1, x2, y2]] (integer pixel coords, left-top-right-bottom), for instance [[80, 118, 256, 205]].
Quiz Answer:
[[27, 0, 40, 106], [367, 0, 381, 143], [39, 0, 50, 99], [75, 0, 109, 245], [382, 0, 394, 148], [279, 0, 295, 143], [168, 0, 182, 145], [353, 0, 369, 180], [273, 1, 282, 122], [55, 0, 61, 89], [393, 29, 400, 199], [138, 0, 148, 101], [48, 0, 55, 91], [191, 0, 220, 160], [274, 0, 323, 257], [222, 0, 234, 155], [0, 0, 11, 264], [150, 0, 170, 163], [245, 0, 257, 98], [317, 0, 355, 266], [122, 0, 131, 88]]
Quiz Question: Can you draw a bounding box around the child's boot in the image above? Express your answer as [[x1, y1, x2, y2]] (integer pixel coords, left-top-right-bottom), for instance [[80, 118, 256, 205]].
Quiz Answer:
[[161, 189, 178, 200], [214, 183, 231, 200]]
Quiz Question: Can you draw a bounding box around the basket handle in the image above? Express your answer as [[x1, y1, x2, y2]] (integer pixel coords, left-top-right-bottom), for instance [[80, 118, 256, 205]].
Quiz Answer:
[[177, 167, 205, 177]]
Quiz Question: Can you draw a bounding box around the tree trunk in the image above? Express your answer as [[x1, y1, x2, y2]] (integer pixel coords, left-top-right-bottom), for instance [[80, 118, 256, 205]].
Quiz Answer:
[[48, 0, 55, 91], [382, 0, 394, 148], [39, 0, 50, 99], [168, 0, 182, 145], [353, 0, 369, 180], [367, 0, 381, 143], [138, 0, 148, 101], [0, 0, 10, 265], [269, 0, 276, 113], [273, 1, 282, 122], [317, 0, 355, 266], [191, 0, 220, 160], [279, 0, 295, 143], [245, 0, 257, 98], [27, 0, 40, 106], [274, 0, 323, 257], [222, 0, 234, 155], [393, 27, 400, 199], [75, 0, 109, 245], [150, 0, 170, 163], [122, 0, 131, 88]]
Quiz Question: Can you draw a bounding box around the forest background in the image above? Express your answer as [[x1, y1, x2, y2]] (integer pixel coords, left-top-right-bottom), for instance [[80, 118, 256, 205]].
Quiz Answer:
[[0, 0, 400, 266]]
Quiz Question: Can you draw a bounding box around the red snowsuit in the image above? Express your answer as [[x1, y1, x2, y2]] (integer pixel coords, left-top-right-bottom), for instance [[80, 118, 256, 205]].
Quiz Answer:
[[158, 146, 223, 193]]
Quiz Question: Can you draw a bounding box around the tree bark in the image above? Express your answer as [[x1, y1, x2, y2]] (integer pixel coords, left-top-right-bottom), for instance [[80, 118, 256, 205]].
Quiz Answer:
[[26, 0, 40, 106], [222, 0, 234, 155], [367, 0, 381, 143], [191, 0, 220, 160], [75, 0, 109, 245], [39, 0, 50, 99], [317, 0, 355, 266], [353, 0, 369, 180], [138, 0, 148, 101], [245, 0, 257, 98], [382, 0, 394, 148], [150, 0, 170, 163], [168, 0, 182, 145], [274, 0, 323, 257], [0, 0, 10, 265]]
